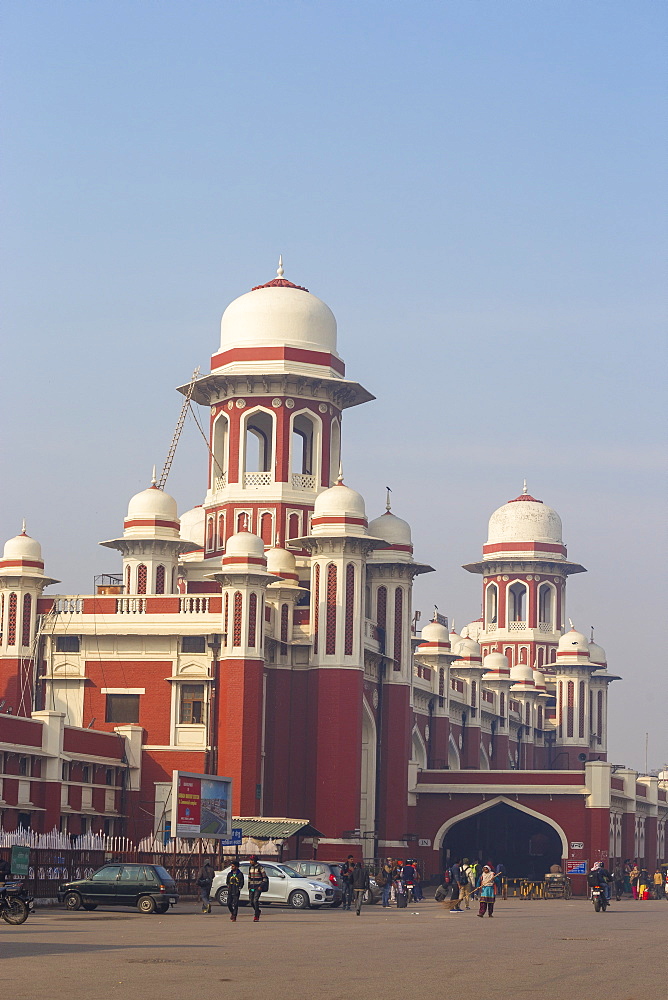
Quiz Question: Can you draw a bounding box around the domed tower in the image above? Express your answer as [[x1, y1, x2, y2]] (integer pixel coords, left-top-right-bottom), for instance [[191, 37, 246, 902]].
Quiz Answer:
[[0, 525, 58, 716], [462, 485, 586, 673], [100, 478, 199, 595], [178, 260, 374, 561]]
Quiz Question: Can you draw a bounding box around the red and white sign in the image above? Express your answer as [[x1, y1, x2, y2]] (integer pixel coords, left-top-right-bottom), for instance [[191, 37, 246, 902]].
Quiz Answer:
[[171, 771, 232, 840]]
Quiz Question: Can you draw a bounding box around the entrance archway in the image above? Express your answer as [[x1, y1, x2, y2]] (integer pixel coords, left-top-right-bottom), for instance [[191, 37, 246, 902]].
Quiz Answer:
[[439, 799, 566, 878]]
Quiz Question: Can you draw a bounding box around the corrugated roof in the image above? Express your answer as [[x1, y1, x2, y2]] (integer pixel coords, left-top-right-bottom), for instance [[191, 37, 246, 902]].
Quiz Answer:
[[234, 817, 323, 839]]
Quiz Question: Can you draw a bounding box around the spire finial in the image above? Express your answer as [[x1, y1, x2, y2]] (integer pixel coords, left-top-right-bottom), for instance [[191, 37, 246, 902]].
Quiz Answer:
[[522, 478, 528, 494], [277, 254, 284, 278], [21, 518, 26, 535], [451, 618, 456, 634], [336, 460, 343, 485], [432, 604, 439, 622], [590, 625, 595, 642], [385, 486, 392, 512], [151, 465, 157, 487], [568, 617, 574, 630]]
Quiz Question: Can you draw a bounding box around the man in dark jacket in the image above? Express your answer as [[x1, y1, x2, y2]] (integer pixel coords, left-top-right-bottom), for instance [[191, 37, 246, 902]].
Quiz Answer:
[[247, 855, 267, 922], [197, 858, 215, 914], [226, 859, 245, 921], [339, 855, 355, 911], [449, 861, 463, 912], [352, 862, 370, 916]]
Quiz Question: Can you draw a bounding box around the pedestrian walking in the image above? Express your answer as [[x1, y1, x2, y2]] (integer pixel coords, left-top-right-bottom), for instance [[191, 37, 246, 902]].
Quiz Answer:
[[226, 859, 244, 921], [448, 860, 463, 912], [352, 862, 370, 915], [475, 865, 497, 918], [652, 870, 663, 899], [339, 855, 355, 911], [197, 857, 215, 914], [247, 855, 267, 922], [458, 858, 472, 909], [379, 858, 394, 907]]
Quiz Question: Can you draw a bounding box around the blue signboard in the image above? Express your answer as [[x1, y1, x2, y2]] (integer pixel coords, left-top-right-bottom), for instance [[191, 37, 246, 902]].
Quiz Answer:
[[566, 861, 588, 875], [220, 827, 242, 846]]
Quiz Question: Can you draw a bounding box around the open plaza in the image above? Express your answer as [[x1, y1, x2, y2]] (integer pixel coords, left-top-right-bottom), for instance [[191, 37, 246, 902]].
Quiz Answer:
[[2, 896, 666, 1000]]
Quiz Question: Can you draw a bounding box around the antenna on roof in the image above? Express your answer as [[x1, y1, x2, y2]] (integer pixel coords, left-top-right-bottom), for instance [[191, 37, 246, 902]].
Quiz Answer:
[[277, 254, 284, 278]]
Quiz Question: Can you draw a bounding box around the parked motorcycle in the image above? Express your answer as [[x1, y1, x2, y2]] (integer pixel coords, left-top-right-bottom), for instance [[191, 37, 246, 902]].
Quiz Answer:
[[0, 881, 33, 924], [591, 885, 607, 913]]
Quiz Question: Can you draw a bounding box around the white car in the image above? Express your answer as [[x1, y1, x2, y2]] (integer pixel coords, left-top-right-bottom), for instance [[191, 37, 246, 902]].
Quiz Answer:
[[212, 862, 334, 909]]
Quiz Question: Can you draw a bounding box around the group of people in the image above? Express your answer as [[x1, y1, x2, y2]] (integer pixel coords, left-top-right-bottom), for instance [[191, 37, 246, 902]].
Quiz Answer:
[[435, 858, 505, 918], [197, 855, 267, 922], [613, 860, 667, 900]]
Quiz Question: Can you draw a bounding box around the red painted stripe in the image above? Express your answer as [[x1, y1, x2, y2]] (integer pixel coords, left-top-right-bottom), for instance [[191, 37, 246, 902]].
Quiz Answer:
[[417, 641, 451, 649], [557, 650, 590, 657], [123, 518, 180, 530], [311, 515, 368, 526], [482, 541, 566, 555], [0, 559, 44, 569], [210, 345, 346, 376], [381, 543, 413, 552], [222, 555, 267, 567]]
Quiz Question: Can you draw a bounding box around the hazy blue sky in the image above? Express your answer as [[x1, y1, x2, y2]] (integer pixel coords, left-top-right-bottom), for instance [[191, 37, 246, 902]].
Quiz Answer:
[[1, 1, 666, 770]]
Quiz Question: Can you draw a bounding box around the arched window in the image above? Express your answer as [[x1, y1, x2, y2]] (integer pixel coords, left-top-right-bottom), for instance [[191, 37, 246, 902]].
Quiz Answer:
[[281, 603, 289, 644], [244, 409, 274, 480], [567, 680, 575, 738], [394, 587, 403, 668], [137, 565, 147, 595], [519, 647, 527, 664], [7, 593, 17, 645], [291, 411, 318, 480], [550, 647, 557, 663], [508, 582, 527, 622], [211, 414, 229, 489], [329, 418, 341, 485], [537, 647, 544, 668], [485, 583, 498, 626], [597, 690, 603, 743], [288, 512, 300, 539], [237, 512, 249, 532], [233, 592, 243, 647], [504, 645, 514, 666], [344, 563, 355, 655], [206, 516, 215, 551], [325, 563, 337, 655], [125, 565, 131, 594], [155, 565, 165, 595], [248, 593, 257, 648], [260, 512, 273, 546], [537, 705, 543, 729], [538, 583, 554, 625], [223, 592, 229, 637], [499, 692, 505, 720], [579, 680, 585, 738], [313, 563, 320, 654], [217, 513, 225, 549], [376, 586, 387, 631], [22, 593, 32, 646]]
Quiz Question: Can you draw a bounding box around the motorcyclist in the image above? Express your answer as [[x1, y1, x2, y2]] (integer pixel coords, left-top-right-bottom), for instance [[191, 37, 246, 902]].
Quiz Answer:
[[588, 861, 612, 903]]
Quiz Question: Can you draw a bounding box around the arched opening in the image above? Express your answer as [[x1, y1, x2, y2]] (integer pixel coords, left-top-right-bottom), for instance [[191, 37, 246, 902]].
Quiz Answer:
[[440, 800, 565, 877], [508, 582, 527, 622], [360, 700, 376, 837], [538, 583, 554, 626], [412, 728, 427, 770], [448, 734, 460, 769], [260, 512, 273, 546], [485, 583, 498, 626], [291, 411, 319, 484], [243, 409, 274, 481], [211, 414, 229, 489], [288, 512, 300, 539], [329, 418, 341, 485]]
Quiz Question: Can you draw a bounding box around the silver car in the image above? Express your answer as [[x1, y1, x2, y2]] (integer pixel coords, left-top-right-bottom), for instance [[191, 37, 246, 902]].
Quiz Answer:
[[212, 862, 334, 910]]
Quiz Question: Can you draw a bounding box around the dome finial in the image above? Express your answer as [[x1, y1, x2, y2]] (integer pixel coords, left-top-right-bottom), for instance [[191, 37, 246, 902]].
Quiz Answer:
[[568, 617, 574, 629], [522, 478, 528, 494], [590, 625, 595, 642], [151, 465, 157, 487], [385, 486, 392, 512], [336, 460, 344, 485], [21, 518, 27, 535], [277, 254, 284, 279], [432, 604, 439, 622]]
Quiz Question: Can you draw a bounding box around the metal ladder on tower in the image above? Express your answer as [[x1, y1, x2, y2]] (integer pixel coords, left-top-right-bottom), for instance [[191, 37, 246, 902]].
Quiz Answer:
[[156, 366, 200, 490]]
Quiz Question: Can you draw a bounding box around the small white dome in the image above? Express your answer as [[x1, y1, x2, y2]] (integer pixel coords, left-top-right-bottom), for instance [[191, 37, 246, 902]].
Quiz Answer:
[[179, 506, 205, 547], [367, 511, 411, 547], [558, 628, 590, 654], [533, 669, 547, 690], [588, 640, 607, 666], [127, 485, 178, 521], [266, 546, 297, 578], [453, 635, 481, 659], [482, 652, 510, 678], [219, 283, 338, 356], [510, 662, 535, 684], [224, 530, 265, 560], [419, 620, 450, 645], [313, 481, 366, 521], [487, 491, 562, 546], [3, 531, 42, 562]]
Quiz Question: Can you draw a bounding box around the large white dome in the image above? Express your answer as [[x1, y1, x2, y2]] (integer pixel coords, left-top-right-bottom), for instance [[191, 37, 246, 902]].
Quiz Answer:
[[3, 531, 42, 562], [368, 511, 411, 547], [487, 490, 562, 546], [219, 280, 338, 356], [313, 482, 366, 520], [127, 485, 178, 521]]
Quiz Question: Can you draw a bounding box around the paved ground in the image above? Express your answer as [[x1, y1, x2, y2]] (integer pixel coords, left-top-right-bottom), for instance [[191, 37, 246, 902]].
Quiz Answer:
[[1, 896, 665, 999]]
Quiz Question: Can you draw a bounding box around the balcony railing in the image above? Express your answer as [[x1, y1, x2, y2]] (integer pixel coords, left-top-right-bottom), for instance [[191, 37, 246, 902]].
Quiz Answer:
[[214, 473, 227, 492], [180, 597, 210, 614], [508, 620, 527, 631], [117, 598, 146, 614], [244, 472, 272, 487], [291, 473, 317, 490]]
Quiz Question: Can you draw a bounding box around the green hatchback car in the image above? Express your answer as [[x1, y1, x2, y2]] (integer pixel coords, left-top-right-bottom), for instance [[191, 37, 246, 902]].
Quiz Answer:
[[58, 863, 179, 914]]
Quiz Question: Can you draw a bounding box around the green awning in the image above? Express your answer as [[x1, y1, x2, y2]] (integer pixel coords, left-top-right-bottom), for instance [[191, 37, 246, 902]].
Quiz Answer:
[[234, 817, 324, 839]]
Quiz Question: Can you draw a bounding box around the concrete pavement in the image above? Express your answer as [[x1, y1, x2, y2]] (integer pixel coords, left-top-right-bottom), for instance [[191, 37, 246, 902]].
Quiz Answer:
[[1, 896, 665, 999]]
